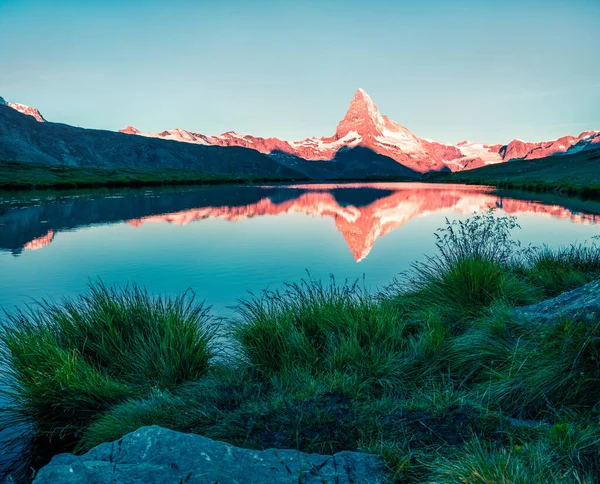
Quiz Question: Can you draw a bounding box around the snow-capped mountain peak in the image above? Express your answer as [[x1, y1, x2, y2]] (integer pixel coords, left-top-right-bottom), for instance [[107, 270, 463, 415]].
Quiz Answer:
[[336, 88, 387, 139]]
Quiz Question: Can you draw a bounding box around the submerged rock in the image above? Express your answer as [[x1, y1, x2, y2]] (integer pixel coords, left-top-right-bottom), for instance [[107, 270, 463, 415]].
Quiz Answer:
[[515, 278, 600, 326], [33, 425, 383, 483]]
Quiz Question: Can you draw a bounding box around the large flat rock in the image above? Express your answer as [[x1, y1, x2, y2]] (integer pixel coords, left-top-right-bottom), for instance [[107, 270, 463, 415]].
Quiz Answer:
[[33, 426, 383, 484]]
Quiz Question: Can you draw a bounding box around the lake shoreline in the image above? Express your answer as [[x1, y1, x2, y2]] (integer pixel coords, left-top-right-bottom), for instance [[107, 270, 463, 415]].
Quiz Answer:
[[4, 157, 600, 202], [0, 160, 420, 192], [428, 176, 600, 200]]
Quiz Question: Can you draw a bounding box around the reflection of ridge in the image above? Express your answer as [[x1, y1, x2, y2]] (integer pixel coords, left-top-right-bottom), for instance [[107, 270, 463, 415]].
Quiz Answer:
[[3, 184, 598, 262], [125, 188, 599, 262]]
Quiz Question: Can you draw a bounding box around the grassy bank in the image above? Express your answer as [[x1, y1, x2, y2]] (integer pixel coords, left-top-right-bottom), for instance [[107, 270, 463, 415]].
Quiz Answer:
[[0, 160, 304, 191], [2, 212, 600, 482], [429, 147, 600, 199]]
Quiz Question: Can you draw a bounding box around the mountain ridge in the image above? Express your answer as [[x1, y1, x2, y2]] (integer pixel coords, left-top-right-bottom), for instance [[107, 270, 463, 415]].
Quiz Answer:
[[114, 88, 600, 173], [1, 90, 599, 178]]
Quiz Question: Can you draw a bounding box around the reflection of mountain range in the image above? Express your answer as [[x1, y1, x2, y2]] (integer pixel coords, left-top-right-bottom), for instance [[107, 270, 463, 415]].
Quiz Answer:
[[1, 184, 597, 261]]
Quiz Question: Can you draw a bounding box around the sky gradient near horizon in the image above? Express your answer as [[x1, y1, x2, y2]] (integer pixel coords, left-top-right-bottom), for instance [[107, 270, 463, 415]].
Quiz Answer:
[[1, 0, 599, 144]]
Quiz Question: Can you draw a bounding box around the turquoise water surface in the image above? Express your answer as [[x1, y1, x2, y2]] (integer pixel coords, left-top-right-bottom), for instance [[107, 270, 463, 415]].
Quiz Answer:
[[1, 182, 599, 317]]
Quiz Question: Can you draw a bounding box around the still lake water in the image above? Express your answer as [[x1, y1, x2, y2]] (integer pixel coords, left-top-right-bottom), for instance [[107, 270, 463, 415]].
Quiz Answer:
[[1, 182, 599, 317]]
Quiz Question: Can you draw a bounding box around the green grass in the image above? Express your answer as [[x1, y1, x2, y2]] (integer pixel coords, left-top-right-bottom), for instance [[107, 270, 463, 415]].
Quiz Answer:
[[234, 278, 408, 393], [429, 146, 600, 199], [525, 242, 600, 297], [0, 160, 303, 191], [2, 213, 600, 482], [429, 437, 588, 484], [0, 283, 217, 436]]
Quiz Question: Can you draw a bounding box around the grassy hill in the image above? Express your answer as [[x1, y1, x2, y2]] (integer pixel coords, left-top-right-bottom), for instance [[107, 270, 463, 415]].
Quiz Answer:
[[429, 146, 600, 198], [0, 160, 302, 191]]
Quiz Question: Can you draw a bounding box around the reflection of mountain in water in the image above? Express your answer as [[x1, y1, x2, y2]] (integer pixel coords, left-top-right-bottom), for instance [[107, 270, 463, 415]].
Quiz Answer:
[[1, 183, 598, 261]]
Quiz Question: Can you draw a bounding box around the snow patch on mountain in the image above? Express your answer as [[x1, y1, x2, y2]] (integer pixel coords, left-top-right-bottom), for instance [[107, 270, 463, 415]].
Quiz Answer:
[[5, 101, 46, 122], [452, 142, 504, 164], [375, 127, 423, 153]]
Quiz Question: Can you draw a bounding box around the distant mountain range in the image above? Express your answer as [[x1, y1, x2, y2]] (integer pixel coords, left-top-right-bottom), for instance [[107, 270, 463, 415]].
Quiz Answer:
[[118, 89, 600, 173], [1, 90, 598, 179]]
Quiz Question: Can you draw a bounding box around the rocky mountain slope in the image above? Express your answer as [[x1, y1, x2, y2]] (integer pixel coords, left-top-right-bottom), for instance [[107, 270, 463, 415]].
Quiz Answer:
[[0, 103, 304, 178], [0, 98, 419, 180], [0, 95, 46, 122]]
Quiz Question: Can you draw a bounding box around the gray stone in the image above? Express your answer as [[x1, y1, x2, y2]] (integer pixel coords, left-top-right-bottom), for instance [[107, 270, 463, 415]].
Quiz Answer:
[[33, 426, 384, 484], [514, 278, 600, 327]]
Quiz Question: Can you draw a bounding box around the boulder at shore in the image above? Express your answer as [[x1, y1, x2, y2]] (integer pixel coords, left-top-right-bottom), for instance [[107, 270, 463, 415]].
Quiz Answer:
[[33, 425, 384, 483], [514, 278, 600, 326]]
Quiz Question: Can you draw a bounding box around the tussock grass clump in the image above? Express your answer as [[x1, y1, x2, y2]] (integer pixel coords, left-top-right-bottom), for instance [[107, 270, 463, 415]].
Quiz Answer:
[[445, 303, 523, 383], [0, 282, 217, 435], [429, 437, 585, 484], [488, 316, 600, 416], [235, 278, 407, 391], [399, 211, 539, 323]]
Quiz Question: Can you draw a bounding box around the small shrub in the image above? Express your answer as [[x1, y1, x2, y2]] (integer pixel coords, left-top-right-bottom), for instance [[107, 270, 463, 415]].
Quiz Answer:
[[548, 419, 600, 477], [425, 210, 523, 268]]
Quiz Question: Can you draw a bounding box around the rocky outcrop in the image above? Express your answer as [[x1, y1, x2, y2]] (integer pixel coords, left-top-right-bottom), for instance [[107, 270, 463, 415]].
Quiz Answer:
[[33, 426, 383, 484], [515, 278, 600, 326]]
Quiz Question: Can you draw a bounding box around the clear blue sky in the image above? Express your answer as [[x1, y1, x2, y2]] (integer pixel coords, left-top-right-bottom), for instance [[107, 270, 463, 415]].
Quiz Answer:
[[1, 0, 599, 144]]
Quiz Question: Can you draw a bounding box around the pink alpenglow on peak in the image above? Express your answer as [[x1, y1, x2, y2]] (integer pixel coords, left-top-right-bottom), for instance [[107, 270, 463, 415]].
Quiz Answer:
[[120, 126, 140, 134], [6, 101, 46, 122], [115, 88, 600, 173], [499, 132, 600, 161]]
